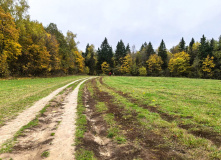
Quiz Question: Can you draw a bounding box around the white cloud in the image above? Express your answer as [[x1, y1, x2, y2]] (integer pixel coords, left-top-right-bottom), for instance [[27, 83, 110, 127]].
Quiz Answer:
[[28, 0, 221, 51]]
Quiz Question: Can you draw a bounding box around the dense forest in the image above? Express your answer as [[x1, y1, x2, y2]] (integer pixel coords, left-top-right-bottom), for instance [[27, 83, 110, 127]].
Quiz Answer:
[[0, 0, 221, 79]]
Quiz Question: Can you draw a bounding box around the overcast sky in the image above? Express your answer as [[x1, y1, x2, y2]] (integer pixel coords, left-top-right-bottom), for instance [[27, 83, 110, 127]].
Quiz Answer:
[[28, 0, 221, 51]]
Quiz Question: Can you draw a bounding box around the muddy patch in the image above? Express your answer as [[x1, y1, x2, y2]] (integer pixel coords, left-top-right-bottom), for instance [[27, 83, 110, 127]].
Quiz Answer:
[[0, 87, 73, 160]]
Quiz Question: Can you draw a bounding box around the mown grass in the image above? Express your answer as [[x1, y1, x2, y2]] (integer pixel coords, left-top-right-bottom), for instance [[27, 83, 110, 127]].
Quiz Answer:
[[101, 76, 221, 159], [0, 75, 88, 125]]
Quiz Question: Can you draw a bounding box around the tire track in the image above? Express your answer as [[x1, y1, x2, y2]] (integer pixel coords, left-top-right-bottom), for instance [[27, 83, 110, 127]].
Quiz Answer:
[[47, 78, 90, 160], [0, 78, 86, 147]]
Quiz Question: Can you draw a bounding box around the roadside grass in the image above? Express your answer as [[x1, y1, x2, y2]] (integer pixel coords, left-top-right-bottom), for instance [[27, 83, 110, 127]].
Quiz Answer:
[[99, 77, 221, 159], [75, 82, 97, 160], [0, 76, 88, 126]]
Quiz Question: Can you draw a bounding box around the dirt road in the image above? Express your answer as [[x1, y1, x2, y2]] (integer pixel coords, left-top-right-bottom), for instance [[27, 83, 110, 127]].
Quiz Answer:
[[0, 78, 90, 160]]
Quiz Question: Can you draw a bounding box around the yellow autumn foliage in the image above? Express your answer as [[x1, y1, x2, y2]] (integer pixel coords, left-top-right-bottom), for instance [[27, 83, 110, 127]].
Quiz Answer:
[[120, 54, 132, 74], [202, 55, 215, 77], [101, 61, 110, 74], [168, 51, 190, 76], [146, 54, 163, 73], [0, 7, 21, 76]]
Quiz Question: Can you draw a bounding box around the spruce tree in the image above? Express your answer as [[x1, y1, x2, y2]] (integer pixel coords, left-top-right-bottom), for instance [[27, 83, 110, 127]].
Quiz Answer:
[[115, 40, 126, 65], [126, 43, 131, 54], [83, 43, 90, 58], [179, 37, 186, 52], [158, 40, 167, 70], [188, 38, 195, 65], [199, 35, 210, 59], [97, 37, 113, 72], [189, 38, 195, 49], [146, 42, 155, 59]]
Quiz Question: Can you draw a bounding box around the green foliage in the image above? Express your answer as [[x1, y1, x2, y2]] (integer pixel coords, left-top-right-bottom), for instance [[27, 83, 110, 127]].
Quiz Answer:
[[115, 40, 126, 65], [158, 39, 168, 69], [84, 44, 97, 75], [138, 66, 147, 76], [97, 37, 113, 73], [179, 37, 186, 52]]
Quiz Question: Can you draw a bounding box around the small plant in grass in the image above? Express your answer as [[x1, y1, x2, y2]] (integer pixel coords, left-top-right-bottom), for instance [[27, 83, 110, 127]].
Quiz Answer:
[[115, 135, 126, 144], [75, 149, 97, 160], [107, 127, 119, 138], [50, 133, 55, 136], [41, 150, 50, 158]]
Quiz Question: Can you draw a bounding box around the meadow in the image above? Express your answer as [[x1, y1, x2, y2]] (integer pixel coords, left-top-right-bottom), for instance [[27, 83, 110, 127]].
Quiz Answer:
[[76, 76, 221, 159], [0, 76, 220, 159]]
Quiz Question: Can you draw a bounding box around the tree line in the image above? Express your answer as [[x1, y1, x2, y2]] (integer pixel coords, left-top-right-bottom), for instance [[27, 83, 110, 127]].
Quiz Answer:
[[1, 0, 220, 79], [0, 0, 84, 77], [83, 36, 221, 79]]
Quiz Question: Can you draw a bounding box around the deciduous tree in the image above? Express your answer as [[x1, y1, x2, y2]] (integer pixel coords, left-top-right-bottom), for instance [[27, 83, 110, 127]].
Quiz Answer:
[[202, 55, 215, 77], [101, 61, 110, 74], [146, 54, 163, 75], [168, 51, 190, 76], [120, 54, 132, 75], [0, 7, 21, 76]]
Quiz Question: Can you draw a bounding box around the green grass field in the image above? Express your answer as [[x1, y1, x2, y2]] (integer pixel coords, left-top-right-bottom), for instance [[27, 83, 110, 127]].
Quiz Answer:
[[0, 76, 88, 125], [103, 76, 221, 132], [100, 76, 221, 159], [1, 76, 221, 159]]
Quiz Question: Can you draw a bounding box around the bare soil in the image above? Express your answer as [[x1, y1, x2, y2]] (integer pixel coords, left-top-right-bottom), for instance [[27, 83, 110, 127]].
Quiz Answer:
[[0, 86, 72, 160], [77, 78, 184, 160]]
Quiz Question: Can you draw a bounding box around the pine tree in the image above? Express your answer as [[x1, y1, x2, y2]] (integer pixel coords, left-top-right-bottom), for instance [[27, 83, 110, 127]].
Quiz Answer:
[[97, 37, 113, 73], [158, 40, 167, 70], [179, 37, 186, 52], [115, 40, 126, 65]]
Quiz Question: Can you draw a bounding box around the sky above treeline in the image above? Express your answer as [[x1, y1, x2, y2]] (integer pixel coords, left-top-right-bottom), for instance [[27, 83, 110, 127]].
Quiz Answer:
[[28, 0, 221, 52]]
